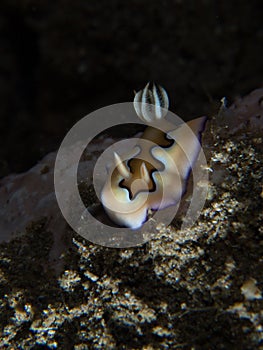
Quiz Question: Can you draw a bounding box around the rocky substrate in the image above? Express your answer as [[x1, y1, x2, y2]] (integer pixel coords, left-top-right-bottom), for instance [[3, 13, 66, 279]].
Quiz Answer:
[[0, 89, 262, 349]]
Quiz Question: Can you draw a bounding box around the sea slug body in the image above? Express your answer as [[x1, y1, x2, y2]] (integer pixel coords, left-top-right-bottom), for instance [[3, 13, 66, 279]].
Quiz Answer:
[[101, 83, 207, 229]]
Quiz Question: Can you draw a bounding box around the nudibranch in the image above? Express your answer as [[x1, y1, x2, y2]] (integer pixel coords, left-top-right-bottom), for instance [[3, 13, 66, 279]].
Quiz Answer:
[[101, 83, 207, 229]]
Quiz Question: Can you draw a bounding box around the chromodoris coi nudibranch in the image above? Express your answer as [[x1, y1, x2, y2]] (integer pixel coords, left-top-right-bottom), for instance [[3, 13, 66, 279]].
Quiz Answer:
[[101, 83, 207, 229]]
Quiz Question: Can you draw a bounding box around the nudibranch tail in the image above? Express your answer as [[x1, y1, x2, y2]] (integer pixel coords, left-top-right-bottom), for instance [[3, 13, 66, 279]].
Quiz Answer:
[[100, 84, 207, 230], [166, 116, 207, 180]]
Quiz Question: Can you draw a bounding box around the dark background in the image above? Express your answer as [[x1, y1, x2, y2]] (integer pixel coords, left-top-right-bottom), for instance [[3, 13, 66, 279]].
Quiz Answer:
[[0, 0, 262, 178]]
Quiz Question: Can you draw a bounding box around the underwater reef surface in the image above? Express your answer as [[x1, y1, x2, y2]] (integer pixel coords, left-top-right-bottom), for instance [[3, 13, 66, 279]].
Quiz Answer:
[[0, 89, 262, 348]]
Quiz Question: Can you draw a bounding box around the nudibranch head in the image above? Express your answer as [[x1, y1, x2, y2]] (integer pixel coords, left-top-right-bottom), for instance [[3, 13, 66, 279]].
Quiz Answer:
[[100, 84, 207, 230], [134, 82, 169, 123]]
